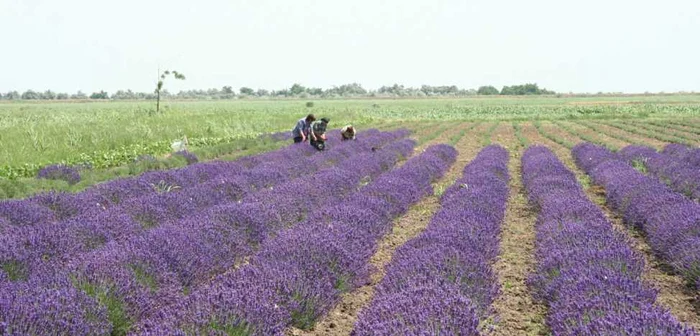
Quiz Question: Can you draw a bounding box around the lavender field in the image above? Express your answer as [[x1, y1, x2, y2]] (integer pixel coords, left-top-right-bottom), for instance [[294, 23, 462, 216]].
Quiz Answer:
[[2, 115, 700, 335]]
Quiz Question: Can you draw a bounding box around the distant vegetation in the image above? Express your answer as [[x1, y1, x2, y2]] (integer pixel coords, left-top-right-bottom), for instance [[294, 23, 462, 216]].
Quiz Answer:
[[0, 83, 558, 100]]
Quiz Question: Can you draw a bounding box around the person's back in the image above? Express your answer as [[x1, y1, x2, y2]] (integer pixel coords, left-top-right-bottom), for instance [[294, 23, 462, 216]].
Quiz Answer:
[[341, 125, 356, 140]]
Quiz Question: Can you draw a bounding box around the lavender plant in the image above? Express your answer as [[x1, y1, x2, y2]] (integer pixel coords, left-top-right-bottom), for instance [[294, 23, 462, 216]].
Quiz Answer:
[[37, 164, 81, 185], [353, 145, 509, 335], [527, 145, 695, 335], [573, 142, 700, 292]]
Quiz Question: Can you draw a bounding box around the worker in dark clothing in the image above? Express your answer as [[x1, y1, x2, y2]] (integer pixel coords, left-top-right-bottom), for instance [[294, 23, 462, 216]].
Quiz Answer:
[[291, 114, 316, 143], [309, 117, 330, 151]]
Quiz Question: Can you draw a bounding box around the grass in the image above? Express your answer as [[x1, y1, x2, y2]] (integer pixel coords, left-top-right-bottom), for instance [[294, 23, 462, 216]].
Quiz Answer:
[[648, 120, 700, 136], [0, 134, 288, 200], [513, 122, 529, 147], [75, 279, 133, 336], [534, 121, 574, 148], [623, 120, 700, 143], [600, 120, 695, 146], [2, 97, 699, 167], [577, 121, 649, 147], [553, 120, 619, 151], [482, 122, 500, 146], [2, 96, 699, 200]]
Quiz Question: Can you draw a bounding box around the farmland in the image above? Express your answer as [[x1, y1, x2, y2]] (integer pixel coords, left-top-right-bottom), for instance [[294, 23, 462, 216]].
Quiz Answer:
[[1, 95, 700, 335]]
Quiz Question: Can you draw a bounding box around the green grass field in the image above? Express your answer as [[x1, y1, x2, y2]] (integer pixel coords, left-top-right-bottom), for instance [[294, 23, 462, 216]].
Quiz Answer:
[[1, 95, 699, 199]]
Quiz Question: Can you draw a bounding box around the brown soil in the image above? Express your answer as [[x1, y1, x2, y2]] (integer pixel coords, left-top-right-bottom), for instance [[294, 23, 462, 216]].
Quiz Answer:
[[581, 121, 667, 149], [558, 121, 630, 149], [490, 123, 549, 335], [523, 122, 700, 331], [287, 122, 487, 336]]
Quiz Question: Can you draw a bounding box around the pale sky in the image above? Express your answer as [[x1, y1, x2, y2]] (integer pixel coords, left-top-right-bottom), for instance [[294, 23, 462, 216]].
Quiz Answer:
[[1, 0, 699, 94]]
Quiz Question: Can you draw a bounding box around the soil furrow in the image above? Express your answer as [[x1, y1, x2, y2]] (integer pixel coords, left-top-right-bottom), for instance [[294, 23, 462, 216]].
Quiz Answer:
[[490, 123, 548, 335]]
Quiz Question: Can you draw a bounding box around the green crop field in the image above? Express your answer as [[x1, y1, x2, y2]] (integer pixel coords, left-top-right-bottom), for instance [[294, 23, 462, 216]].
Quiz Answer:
[[1, 95, 699, 199]]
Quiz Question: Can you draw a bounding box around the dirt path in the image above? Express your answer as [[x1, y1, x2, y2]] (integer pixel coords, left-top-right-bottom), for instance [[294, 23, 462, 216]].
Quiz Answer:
[[490, 123, 548, 335], [581, 121, 666, 149], [523, 122, 700, 331], [288, 123, 488, 336]]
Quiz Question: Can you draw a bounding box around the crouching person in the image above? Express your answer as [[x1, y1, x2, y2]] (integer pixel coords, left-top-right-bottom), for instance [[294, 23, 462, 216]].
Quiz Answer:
[[341, 125, 356, 141], [310, 117, 330, 151]]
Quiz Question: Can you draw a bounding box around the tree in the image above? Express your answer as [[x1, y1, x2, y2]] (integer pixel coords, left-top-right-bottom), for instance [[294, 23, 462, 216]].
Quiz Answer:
[[155, 69, 185, 113], [21, 90, 40, 100], [43, 90, 56, 100], [56, 93, 69, 100], [222, 86, 234, 94], [500, 83, 555, 95], [4, 91, 20, 100], [239, 87, 254, 95], [255, 88, 269, 97], [477, 86, 499, 95], [90, 90, 109, 99], [71, 91, 88, 99], [289, 83, 306, 96]]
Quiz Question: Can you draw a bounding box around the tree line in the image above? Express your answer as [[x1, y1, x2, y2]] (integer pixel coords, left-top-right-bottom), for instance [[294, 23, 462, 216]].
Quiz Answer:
[[0, 83, 556, 100]]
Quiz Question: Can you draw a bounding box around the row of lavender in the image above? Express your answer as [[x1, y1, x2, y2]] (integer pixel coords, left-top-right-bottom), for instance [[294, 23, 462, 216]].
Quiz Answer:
[[618, 144, 699, 200], [573, 143, 700, 291], [664, 143, 700, 168], [0, 129, 404, 285], [523, 146, 694, 334], [352, 145, 509, 334], [136, 144, 457, 335], [0, 131, 412, 335]]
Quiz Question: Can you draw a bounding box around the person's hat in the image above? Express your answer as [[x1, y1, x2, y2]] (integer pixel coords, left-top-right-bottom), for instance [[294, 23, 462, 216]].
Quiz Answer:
[[321, 117, 330, 123]]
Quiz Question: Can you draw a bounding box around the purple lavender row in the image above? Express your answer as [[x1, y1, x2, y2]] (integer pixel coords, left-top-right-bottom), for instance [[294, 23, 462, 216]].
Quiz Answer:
[[573, 142, 700, 291], [0, 130, 406, 286], [663, 143, 700, 168], [134, 144, 457, 336], [0, 129, 356, 227], [0, 135, 415, 335], [618, 145, 700, 200], [71, 138, 414, 327], [1, 130, 405, 286], [524, 145, 694, 335], [352, 145, 509, 335]]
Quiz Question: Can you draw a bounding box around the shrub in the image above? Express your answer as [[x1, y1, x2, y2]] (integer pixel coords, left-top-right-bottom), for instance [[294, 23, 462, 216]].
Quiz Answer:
[[37, 164, 81, 185]]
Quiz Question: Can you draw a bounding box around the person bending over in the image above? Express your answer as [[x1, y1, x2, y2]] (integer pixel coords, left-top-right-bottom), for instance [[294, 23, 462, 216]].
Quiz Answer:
[[309, 117, 330, 150], [291, 114, 316, 143], [341, 125, 356, 141]]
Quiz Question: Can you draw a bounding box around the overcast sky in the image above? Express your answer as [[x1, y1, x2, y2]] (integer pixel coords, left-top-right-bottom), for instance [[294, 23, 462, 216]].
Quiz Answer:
[[1, 0, 699, 93]]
